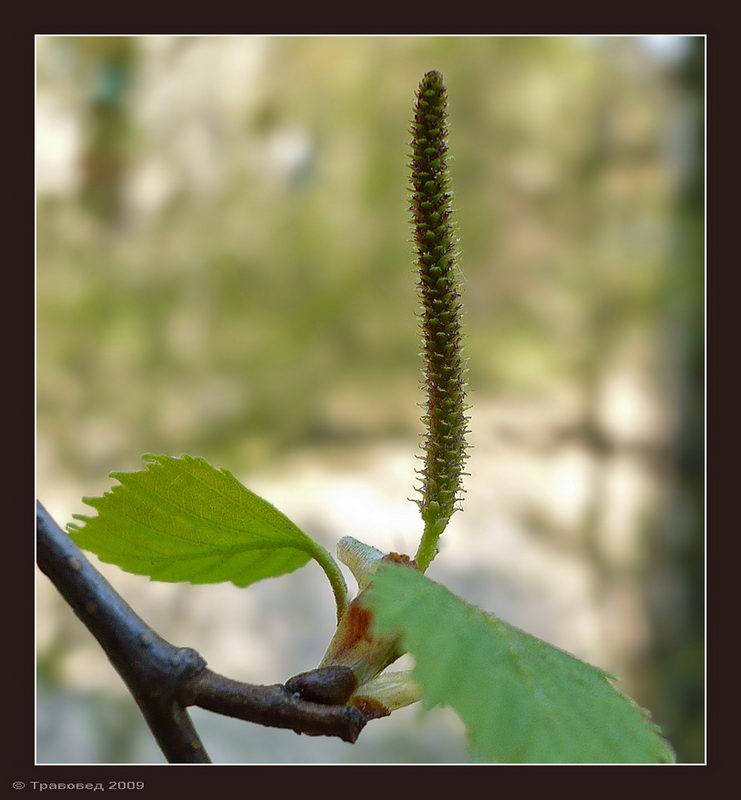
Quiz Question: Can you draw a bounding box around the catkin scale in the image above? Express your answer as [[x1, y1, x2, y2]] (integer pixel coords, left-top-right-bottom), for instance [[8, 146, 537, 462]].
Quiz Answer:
[[409, 71, 469, 552]]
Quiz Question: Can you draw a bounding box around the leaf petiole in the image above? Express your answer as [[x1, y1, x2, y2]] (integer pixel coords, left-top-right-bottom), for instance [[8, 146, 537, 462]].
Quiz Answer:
[[307, 539, 349, 622]]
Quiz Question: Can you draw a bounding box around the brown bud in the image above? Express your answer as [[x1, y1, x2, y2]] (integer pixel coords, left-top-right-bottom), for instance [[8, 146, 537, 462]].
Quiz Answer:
[[284, 665, 358, 705]]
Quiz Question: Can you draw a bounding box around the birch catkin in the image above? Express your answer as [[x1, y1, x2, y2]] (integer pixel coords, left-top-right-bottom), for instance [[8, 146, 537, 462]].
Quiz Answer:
[[410, 70, 469, 571]]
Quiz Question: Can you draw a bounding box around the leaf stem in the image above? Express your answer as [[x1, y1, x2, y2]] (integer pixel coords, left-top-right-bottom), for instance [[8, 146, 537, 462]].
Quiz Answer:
[[308, 540, 350, 622]]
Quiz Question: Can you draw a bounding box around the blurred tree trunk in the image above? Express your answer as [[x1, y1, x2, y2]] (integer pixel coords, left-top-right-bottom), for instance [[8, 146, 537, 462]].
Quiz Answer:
[[77, 38, 136, 226], [646, 36, 704, 762]]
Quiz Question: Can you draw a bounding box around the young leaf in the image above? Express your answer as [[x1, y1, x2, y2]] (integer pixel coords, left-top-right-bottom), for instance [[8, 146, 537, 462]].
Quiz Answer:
[[67, 454, 348, 618], [366, 564, 675, 764]]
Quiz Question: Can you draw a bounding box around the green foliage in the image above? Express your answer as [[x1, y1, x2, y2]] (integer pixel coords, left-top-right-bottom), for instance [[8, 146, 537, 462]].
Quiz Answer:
[[68, 454, 347, 605], [367, 564, 676, 764]]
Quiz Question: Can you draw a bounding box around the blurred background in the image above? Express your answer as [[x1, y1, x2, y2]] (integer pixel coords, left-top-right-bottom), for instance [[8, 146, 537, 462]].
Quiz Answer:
[[36, 35, 704, 763]]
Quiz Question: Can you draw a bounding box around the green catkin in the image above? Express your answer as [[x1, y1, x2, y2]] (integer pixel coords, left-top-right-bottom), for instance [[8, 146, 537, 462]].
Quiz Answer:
[[410, 71, 469, 573]]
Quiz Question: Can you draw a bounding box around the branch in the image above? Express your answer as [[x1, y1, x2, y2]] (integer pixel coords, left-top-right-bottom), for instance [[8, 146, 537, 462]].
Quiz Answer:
[[36, 502, 209, 762], [180, 670, 363, 740], [36, 501, 366, 763]]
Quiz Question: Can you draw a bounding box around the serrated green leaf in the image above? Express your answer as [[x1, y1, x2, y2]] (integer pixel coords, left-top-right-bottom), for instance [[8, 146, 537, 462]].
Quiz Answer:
[[67, 454, 331, 590], [367, 564, 675, 764]]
